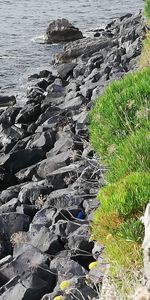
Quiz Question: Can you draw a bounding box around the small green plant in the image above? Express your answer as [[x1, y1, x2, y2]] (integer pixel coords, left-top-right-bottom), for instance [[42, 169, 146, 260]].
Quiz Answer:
[[97, 172, 150, 218], [106, 128, 150, 182], [116, 219, 144, 243], [89, 67, 150, 159]]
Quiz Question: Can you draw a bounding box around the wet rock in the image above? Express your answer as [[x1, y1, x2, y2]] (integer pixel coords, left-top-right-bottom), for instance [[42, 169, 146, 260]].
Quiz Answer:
[[0, 95, 16, 107], [46, 18, 83, 43]]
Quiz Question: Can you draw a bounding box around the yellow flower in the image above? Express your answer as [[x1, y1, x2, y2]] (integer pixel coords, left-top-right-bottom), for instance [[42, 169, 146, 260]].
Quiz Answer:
[[106, 234, 113, 240], [53, 296, 63, 300], [59, 280, 71, 290], [88, 261, 97, 270]]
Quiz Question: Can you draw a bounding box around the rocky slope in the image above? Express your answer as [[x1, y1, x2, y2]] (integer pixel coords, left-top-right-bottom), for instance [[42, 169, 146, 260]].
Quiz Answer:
[[0, 12, 145, 300]]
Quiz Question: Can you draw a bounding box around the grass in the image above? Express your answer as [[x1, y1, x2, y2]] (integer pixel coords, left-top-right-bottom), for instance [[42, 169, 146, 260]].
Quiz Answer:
[[97, 172, 150, 218], [88, 2, 150, 296], [89, 67, 150, 160], [144, 0, 150, 20], [106, 128, 150, 182]]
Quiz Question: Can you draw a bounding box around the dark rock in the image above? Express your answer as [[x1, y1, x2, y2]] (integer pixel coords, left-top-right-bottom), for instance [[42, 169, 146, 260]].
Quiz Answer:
[[0, 95, 16, 107], [15, 164, 38, 183], [46, 163, 80, 189], [59, 95, 83, 110], [0, 213, 30, 258], [0, 245, 56, 300], [46, 18, 83, 43], [36, 79, 49, 91], [26, 131, 54, 151], [27, 86, 45, 101], [0, 107, 20, 128], [0, 125, 27, 149], [37, 151, 71, 178], [50, 255, 86, 282], [18, 181, 52, 205], [0, 185, 21, 204], [0, 148, 45, 173], [39, 70, 52, 78], [57, 62, 77, 80], [46, 78, 64, 98], [16, 103, 41, 124], [0, 198, 18, 214], [46, 132, 73, 157], [0, 172, 18, 192]]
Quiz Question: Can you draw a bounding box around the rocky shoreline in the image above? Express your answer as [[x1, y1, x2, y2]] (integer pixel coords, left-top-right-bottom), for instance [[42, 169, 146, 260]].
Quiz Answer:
[[0, 13, 145, 300]]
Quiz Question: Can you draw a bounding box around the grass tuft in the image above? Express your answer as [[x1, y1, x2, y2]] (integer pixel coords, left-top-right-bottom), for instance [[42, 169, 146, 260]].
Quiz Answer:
[[89, 67, 150, 160]]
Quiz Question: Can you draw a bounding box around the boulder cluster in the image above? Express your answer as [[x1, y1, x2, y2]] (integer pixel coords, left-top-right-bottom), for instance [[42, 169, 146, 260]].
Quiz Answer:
[[0, 13, 145, 300]]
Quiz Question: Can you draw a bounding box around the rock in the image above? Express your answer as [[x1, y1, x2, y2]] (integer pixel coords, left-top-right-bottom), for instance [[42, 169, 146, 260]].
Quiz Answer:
[[0, 212, 30, 258], [50, 255, 86, 282], [36, 79, 49, 91], [59, 95, 83, 110], [46, 78, 64, 98], [0, 198, 18, 214], [0, 148, 45, 173], [46, 132, 73, 157], [0, 172, 18, 192], [57, 62, 76, 80], [46, 163, 80, 190], [27, 86, 45, 101], [0, 185, 21, 204], [44, 188, 83, 209], [46, 18, 83, 43], [54, 37, 118, 63], [0, 107, 20, 128], [0, 95, 16, 107], [26, 131, 54, 151], [0, 125, 27, 149], [18, 181, 52, 205], [0, 245, 56, 300], [37, 151, 71, 178], [16, 103, 41, 124]]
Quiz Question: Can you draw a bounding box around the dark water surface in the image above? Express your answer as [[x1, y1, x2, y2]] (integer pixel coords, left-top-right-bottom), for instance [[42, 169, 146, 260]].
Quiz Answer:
[[0, 0, 143, 103]]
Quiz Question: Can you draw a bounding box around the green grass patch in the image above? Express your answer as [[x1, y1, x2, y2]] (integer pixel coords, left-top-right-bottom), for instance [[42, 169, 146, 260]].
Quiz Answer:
[[144, 0, 150, 20], [97, 172, 150, 218], [89, 67, 150, 160], [106, 128, 150, 182]]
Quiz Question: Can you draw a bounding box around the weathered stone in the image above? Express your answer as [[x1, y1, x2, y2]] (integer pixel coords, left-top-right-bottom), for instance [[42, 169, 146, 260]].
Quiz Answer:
[[46, 18, 83, 43]]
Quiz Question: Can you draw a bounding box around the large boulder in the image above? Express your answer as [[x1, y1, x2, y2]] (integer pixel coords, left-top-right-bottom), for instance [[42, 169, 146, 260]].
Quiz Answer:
[[46, 18, 83, 43]]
